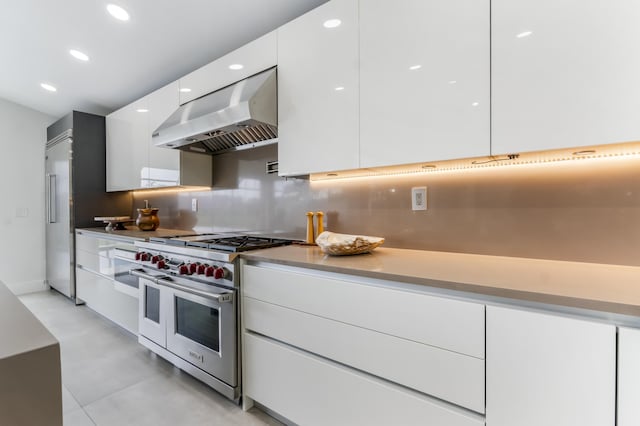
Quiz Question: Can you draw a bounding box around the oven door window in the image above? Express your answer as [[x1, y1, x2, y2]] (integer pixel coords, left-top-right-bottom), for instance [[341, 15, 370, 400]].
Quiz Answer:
[[145, 286, 161, 324], [175, 297, 220, 353]]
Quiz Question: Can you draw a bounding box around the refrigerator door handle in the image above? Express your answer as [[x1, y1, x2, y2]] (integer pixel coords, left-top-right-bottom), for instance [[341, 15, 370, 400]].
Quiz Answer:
[[47, 173, 57, 223]]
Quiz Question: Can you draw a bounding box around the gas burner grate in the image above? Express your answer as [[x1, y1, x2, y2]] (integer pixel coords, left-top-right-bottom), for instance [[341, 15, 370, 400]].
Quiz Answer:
[[186, 236, 293, 252]]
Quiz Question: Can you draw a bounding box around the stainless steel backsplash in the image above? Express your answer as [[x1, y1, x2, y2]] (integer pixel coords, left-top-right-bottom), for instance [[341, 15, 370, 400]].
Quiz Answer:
[[133, 144, 640, 266]]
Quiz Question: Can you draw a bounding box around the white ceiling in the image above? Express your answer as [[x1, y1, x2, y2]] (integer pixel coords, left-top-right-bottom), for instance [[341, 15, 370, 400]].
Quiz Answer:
[[0, 0, 327, 119]]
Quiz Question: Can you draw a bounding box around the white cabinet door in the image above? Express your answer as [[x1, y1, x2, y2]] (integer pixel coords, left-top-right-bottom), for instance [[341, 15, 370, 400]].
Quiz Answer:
[[486, 306, 615, 426], [147, 82, 180, 188], [359, 0, 490, 168], [277, 0, 359, 176], [618, 327, 640, 426], [179, 31, 277, 104], [492, 0, 640, 155], [106, 99, 149, 191]]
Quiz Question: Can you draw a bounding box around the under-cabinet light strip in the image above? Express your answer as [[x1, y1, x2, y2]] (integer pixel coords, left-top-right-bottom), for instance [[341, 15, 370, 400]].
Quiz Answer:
[[310, 146, 640, 182]]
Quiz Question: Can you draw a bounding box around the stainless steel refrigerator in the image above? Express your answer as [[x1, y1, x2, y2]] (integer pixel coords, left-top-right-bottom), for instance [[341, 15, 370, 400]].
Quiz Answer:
[[45, 111, 131, 301]]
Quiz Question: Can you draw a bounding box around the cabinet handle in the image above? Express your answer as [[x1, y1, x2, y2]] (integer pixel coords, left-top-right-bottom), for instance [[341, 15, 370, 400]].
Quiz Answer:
[[47, 174, 57, 223], [130, 268, 163, 282], [156, 277, 234, 303]]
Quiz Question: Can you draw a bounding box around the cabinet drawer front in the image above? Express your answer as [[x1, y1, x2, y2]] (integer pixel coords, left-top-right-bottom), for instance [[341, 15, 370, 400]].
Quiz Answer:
[[76, 268, 138, 334], [76, 250, 114, 278], [244, 297, 484, 412], [76, 233, 119, 257], [244, 332, 483, 426], [243, 264, 485, 358]]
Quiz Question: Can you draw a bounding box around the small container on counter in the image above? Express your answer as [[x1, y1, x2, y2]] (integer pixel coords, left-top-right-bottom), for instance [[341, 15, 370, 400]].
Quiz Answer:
[[315, 211, 324, 237], [136, 200, 160, 231], [306, 211, 315, 244]]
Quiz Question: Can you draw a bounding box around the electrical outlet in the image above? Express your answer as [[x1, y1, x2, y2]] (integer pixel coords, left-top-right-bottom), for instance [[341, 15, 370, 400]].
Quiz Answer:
[[191, 198, 198, 212], [411, 187, 427, 211]]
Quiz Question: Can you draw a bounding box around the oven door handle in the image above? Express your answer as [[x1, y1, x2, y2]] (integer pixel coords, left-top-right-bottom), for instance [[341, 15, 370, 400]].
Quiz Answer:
[[156, 277, 234, 304], [130, 268, 163, 282]]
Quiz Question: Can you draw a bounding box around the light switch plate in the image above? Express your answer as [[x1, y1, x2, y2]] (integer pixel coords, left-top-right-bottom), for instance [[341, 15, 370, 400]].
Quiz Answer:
[[191, 198, 198, 212], [411, 187, 427, 211]]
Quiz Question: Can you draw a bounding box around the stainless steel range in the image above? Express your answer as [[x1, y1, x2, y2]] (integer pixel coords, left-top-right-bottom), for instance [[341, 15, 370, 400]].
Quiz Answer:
[[116, 234, 293, 402]]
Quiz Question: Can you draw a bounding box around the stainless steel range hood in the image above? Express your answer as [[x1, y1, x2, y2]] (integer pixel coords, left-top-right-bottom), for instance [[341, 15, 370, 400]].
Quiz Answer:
[[153, 67, 277, 155]]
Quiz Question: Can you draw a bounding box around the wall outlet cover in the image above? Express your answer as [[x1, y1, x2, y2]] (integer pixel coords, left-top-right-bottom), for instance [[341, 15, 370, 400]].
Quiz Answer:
[[411, 187, 427, 211]]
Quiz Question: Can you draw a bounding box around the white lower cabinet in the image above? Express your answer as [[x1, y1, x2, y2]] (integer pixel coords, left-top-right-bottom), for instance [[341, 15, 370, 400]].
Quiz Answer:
[[75, 231, 139, 334], [486, 305, 616, 426], [241, 263, 486, 424], [76, 267, 138, 334], [618, 327, 640, 426], [244, 332, 483, 426]]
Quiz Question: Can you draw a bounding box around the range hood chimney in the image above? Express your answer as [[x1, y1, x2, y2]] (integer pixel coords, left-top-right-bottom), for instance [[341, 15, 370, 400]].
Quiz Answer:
[[153, 67, 277, 155]]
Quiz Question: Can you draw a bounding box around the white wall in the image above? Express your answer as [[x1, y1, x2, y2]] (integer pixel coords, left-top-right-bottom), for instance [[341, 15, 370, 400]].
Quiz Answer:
[[0, 98, 54, 294]]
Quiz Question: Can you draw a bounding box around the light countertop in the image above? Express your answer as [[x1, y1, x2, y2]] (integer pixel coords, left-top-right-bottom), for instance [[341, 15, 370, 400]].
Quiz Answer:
[[76, 227, 196, 241], [0, 280, 62, 425], [0, 280, 59, 360], [242, 245, 640, 317]]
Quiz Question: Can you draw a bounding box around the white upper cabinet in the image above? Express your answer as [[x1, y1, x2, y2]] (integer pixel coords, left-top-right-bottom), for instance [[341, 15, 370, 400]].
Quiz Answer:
[[179, 31, 277, 105], [277, 0, 359, 176], [106, 82, 211, 191], [106, 98, 149, 191], [359, 0, 490, 168], [492, 0, 640, 155], [146, 82, 181, 188], [486, 306, 616, 426]]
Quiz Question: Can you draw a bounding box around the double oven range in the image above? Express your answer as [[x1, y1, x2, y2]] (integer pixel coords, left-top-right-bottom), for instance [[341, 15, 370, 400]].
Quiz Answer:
[[115, 234, 293, 402]]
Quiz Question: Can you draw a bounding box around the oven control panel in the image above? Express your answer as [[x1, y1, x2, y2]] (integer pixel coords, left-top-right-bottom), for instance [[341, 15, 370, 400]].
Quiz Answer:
[[134, 250, 234, 287]]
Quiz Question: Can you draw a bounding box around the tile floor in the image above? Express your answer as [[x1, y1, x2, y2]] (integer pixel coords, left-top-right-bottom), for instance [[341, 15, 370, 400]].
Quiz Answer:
[[19, 290, 282, 426]]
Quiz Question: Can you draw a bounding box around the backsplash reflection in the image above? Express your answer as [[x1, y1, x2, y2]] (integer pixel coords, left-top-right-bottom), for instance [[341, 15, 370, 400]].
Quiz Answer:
[[132, 144, 640, 266]]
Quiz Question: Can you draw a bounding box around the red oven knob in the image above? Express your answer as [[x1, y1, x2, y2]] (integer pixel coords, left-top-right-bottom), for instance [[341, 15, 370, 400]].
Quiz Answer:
[[189, 263, 198, 274], [140, 253, 150, 262], [178, 264, 189, 275], [135, 252, 144, 261], [205, 266, 215, 277], [197, 264, 207, 275], [213, 267, 225, 280], [151, 255, 160, 264], [157, 260, 166, 269]]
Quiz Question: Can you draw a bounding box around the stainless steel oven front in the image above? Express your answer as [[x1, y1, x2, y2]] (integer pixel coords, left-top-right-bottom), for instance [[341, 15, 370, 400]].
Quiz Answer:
[[135, 270, 238, 401]]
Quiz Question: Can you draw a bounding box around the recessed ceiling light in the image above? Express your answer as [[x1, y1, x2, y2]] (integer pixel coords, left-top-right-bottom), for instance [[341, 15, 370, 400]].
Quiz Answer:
[[472, 102, 480, 107], [107, 4, 130, 21], [448, 80, 457, 85], [228, 64, 244, 70], [334, 86, 345, 91], [40, 83, 57, 92], [516, 31, 533, 38], [69, 49, 89, 61], [409, 65, 422, 71], [136, 108, 148, 113], [323, 19, 341, 29], [179, 88, 191, 93]]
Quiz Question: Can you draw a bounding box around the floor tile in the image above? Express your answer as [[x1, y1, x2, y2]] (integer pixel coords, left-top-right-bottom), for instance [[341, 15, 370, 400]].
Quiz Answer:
[[83, 372, 276, 426], [62, 384, 81, 414], [64, 407, 95, 426], [20, 290, 282, 426]]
